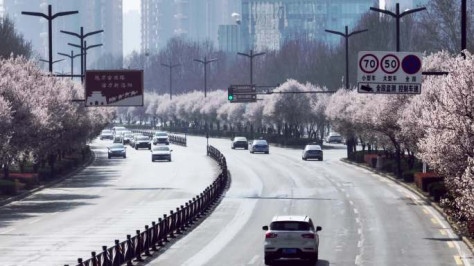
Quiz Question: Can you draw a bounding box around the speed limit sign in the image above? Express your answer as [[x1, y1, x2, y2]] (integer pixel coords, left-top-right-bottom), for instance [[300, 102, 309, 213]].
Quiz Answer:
[[381, 54, 400, 74], [357, 51, 423, 94]]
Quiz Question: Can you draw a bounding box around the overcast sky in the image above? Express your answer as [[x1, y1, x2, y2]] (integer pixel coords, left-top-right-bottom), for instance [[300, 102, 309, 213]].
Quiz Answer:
[[123, 0, 140, 13]]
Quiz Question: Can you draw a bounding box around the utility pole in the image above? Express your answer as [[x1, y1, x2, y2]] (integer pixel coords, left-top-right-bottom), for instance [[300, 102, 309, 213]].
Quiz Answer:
[[462, 0, 467, 56], [193, 56, 218, 97], [58, 51, 83, 80], [237, 49, 266, 85], [370, 3, 426, 51], [22, 5, 78, 73], [161, 62, 181, 100], [325, 26, 368, 89], [68, 41, 102, 74], [61, 27, 103, 82]]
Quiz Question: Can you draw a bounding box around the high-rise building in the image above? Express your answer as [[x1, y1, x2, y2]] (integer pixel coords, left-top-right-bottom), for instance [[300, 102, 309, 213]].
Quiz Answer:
[[218, 24, 240, 53], [3, 0, 123, 71], [240, 0, 377, 51], [141, 0, 240, 54], [384, 0, 429, 10]]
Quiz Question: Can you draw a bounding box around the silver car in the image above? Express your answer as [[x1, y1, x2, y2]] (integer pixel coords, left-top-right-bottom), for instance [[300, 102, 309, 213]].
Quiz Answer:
[[302, 145, 323, 161], [107, 144, 126, 159]]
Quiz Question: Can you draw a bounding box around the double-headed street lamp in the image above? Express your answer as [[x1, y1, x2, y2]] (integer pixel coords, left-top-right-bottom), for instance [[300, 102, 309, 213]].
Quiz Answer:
[[237, 49, 266, 85], [58, 51, 83, 80], [61, 27, 104, 82], [68, 41, 103, 76], [193, 56, 218, 98], [161, 62, 181, 100], [22, 5, 78, 73], [325, 26, 368, 90], [370, 3, 426, 52]]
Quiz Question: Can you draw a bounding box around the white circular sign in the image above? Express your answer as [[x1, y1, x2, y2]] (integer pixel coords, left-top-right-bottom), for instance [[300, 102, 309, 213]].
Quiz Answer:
[[381, 54, 400, 74], [359, 54, 379, 74]]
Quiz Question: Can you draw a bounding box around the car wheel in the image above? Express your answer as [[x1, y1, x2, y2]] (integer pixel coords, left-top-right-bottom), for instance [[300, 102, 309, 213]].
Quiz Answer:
[[231, 146, 235, 149], [265, 151, 269, 154], [108, 155, 111, 159], [250, 150, 254, 153], [151, 159, 154, 162], [169, 158, 172, 162], [135, 146, 138, 150], [303, 157, 307, 161]]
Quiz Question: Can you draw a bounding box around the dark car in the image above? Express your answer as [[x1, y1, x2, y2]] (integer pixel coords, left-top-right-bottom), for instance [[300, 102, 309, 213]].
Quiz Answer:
[[107, 144, 126, 159], [232, 137, 248, 149]]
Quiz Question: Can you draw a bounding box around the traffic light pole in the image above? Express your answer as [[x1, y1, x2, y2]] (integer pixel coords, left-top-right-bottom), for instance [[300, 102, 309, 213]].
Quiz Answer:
[[237, 50, 265, 85], [22, 5, 78, 73]]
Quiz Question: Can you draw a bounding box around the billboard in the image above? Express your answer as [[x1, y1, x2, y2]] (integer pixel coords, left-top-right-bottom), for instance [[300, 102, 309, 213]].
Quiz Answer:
[[85, 70, 144, 107]]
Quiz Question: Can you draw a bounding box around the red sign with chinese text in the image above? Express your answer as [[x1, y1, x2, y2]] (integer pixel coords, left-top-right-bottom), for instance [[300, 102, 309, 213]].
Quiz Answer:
[[85, 70, 144, 107]]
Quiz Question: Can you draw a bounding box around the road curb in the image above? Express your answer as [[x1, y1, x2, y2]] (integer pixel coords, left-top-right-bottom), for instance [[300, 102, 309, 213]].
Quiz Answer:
[[0, 150, 96, 207], [341, 158, 474, 255]]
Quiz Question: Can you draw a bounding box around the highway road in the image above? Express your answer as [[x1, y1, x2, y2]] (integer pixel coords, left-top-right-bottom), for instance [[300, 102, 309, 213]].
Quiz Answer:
[[149, 135, 474, 266], [0, 139, 218, 266]]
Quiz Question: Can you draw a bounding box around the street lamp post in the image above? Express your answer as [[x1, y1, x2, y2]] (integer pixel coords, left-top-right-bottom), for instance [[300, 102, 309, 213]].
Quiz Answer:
[[22, 5, 78, 73], [61, 27, 104, 82], [58, 50, 83, 80], [325, 26, 368, 89], [237, 49, 266, 85], [462, 0, 467, 55], [370, 3, 426, 52], [39, 59, 65, 72], [193, 56, 218, 97], [68, 41, 103, 75], [161, 62, 181, 100]]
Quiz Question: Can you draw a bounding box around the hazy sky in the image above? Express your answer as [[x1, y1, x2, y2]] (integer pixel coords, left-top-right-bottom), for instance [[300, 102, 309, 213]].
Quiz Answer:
[[123, 0, 141, 56]]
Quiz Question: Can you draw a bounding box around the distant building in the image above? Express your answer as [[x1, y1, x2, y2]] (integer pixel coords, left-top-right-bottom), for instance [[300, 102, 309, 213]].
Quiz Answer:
[[141, 0, 240, 53], [240, 0, 377, 51], [218, 25, 240, 53], [384, 0, 429, 10]]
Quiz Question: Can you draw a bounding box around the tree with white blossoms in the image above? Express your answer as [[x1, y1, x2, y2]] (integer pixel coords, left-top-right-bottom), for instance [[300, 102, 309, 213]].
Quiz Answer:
[[408, 51, 474, 227], [0, 56, 112, 178]]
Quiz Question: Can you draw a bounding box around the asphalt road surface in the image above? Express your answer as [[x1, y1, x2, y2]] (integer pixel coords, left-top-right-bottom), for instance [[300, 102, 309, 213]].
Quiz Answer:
[[0, 139, 218, 266], [149, 136, 474, 266]]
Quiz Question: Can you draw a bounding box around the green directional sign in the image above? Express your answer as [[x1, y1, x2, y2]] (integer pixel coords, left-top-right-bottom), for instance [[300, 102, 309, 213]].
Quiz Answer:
[[228, 85, 257, 103]]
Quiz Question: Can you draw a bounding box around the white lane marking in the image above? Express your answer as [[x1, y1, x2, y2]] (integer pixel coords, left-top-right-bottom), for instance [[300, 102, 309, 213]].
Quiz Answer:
[[349, 200, 354, 206], [358, 228, 362, 235], [358, 240, 363, 248], [355, 254, 362, 265], [353, 208, 359, 214], [248, 255, 259, 265], [345, 193, 350, 198], [355, 218, 360, 224], [341, 188, 346, 192], [0, 228, 16, 234], [28, 218, 42, 224]]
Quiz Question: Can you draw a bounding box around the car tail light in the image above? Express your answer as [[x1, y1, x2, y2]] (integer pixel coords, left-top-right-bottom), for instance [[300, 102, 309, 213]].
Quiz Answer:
[[265, 232, 278, 239], [301, 233, 315, 239]]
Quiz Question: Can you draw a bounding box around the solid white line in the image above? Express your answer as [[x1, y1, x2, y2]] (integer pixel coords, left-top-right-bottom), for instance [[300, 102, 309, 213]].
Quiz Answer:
[[0, 228, 16, 234], [248, 255, 259, 265]]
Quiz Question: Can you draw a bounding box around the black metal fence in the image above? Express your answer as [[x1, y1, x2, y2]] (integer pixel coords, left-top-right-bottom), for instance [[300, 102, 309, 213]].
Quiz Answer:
[[65, 145, 227, 266], [131, 129, 187, 147]]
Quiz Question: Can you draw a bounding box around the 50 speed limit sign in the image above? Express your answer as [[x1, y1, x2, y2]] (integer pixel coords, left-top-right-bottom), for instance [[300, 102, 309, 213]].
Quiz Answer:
[[357, 51, 423, 94]]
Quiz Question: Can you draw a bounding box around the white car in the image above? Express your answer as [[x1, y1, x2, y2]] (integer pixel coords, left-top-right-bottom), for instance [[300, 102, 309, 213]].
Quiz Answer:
[[262, 216, 322, 265], [100, 129, 113, 140], [153, 132, 170, 145], [302, 144, 323, 161], [232, 137, 248, 149], [250, 139, 269, 154], [151, 146, 172, 162]]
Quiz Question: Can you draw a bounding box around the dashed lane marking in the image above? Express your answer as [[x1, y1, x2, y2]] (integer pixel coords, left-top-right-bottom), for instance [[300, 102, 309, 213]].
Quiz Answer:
[[454, 255, 464, 265], [423, 209, 429, 214], [349, 200, 354, 206], [248, 255, 259, 265], [448, 242, 455, 249], [0, 228, 16, 234], [353, 208, 359, 214], [431, 218, 438, 225], [28, 218, 42, 225], [439, 229, 447, 236], [355, 254, 362, 265]]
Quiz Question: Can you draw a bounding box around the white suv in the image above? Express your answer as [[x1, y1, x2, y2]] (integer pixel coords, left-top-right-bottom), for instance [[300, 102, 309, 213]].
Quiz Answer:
[[262, 216, 322, 265]]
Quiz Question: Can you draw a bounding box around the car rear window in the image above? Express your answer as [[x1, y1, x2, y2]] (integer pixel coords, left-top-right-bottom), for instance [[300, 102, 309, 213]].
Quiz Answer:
[[138, 136, 149, 140], [255, 140, 268, 145], [155, 133, 168, 136], [270, 221, 310, 231]]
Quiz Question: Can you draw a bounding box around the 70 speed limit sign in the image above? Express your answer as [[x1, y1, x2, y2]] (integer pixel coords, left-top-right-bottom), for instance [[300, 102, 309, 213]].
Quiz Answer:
[[357, 51, 423, 94]]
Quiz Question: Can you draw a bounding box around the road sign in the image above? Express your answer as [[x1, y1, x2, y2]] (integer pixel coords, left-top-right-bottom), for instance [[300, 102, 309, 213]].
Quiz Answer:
[[85, 70, 144, 107], [357, 51, 423, 94], [229, 85, 257, 103]]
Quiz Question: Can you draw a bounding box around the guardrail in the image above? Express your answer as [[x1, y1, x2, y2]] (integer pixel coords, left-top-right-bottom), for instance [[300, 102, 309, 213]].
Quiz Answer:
[[131, 130, 187, 147], [65, 145, 227, 266]]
